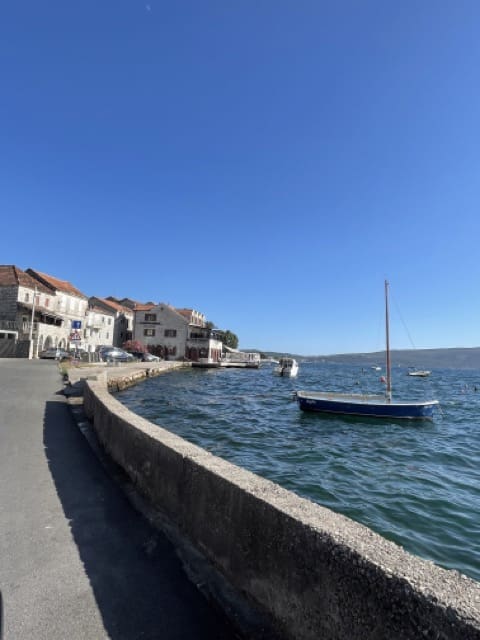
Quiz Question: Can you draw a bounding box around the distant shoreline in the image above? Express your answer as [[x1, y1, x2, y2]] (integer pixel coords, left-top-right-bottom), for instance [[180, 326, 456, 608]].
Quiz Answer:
[[254, 347, 480, 370]]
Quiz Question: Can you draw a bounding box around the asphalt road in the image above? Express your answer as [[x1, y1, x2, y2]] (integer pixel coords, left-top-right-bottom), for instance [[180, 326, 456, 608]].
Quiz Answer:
[[0, 359, 236, 639]]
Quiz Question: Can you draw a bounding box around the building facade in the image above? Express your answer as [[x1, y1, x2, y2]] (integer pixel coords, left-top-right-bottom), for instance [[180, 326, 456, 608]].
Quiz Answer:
[[26, 269, 89, 354], [88, 297, 133, 348], [0, 265, 62, 357], [84, 304, 116, 352], [0, 265, 89, 357], [133, 303, 223, 361]]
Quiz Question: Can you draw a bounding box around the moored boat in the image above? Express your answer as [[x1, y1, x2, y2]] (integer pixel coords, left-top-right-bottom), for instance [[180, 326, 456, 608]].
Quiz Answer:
[[408, 370, 431, 377], [295, 390, 438, 419], [296, 281, 439, 420]]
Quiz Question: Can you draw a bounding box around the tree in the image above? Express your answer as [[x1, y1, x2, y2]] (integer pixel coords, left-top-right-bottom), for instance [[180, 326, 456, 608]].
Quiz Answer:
[[221, 330, 239, 350]]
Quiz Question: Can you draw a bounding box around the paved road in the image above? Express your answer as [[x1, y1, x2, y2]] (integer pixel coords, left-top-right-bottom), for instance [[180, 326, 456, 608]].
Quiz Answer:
[[0, 359, 236, 639]]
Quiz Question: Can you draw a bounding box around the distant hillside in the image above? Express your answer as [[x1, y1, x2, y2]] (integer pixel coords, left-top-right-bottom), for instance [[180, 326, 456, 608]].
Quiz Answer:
[[250, 347, 480, 369]]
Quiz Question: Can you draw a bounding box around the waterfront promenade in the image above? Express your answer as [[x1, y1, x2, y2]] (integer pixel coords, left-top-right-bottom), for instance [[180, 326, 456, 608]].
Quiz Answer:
[[0, 359, 236, 639]]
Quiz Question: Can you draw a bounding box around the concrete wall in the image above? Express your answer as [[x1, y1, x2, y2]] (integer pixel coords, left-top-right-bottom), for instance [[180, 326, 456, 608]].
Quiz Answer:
[[83, 377, 480, 640]]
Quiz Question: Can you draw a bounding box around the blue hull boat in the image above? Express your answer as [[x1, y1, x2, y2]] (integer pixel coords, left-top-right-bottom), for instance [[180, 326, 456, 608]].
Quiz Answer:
[[296, 281, 439, 421], [296, 391, 438, 420]]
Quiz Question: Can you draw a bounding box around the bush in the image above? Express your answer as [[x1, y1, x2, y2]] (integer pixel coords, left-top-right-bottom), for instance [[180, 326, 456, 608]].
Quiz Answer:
[[122, 340, 147, 353]]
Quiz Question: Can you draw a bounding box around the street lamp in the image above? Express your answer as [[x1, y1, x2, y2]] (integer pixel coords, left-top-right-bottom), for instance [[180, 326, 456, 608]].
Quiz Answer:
[[28, 286, 37, 359]]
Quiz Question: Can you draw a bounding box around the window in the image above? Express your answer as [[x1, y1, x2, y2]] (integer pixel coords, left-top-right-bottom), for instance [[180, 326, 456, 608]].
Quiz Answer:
[[164, 329, 177, 337], [108, 318, 112, 325], [145, 313, 157, 322], [144, 328, 156, 337], [45, 298, 49, 307], [25, 293, 30, 302]]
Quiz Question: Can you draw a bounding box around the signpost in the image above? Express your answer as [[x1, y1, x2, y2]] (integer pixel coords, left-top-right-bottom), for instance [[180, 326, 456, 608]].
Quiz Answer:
[[70, 321, 82, 358]]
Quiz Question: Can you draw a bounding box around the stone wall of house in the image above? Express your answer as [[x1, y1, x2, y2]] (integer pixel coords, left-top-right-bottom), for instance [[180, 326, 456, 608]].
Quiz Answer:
[[0, 286, 19, 320]]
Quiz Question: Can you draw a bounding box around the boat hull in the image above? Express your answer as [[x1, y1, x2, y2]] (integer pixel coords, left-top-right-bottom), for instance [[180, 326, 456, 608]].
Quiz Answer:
[[296, 392, 438, 420], [274, 366, 298, 378]]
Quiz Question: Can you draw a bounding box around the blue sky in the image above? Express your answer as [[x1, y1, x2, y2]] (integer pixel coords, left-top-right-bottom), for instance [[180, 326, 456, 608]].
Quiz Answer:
[[2, 1, 480, 355]]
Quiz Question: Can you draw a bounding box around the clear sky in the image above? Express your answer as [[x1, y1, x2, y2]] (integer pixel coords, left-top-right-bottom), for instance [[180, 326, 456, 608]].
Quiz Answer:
[[2, 1, 480, 355]]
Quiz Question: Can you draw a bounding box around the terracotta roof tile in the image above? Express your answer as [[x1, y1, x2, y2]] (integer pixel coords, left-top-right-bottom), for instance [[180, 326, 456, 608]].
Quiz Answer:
[[92, 297, 133, 314], [0, 265, 51, 293], [176, 308, 194, 318], [26, 269, 88, 299], [88, 304, 115, 315], [134, 303, 156, 311]]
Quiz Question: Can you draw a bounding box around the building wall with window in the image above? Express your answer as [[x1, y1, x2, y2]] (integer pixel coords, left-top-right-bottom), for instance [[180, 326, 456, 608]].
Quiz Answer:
[[134, 303, 189, 359], [26, 269, 89, 354], [84, 305, 115, 352], [0, 266, 67, 357], [88, 297, 133, 348], [133, 303, 223, 361]]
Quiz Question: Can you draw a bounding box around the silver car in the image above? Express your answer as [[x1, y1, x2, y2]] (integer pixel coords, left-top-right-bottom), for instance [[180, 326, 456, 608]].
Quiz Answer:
[[39, 348, 71, 360], [99, 348, 135, 363]]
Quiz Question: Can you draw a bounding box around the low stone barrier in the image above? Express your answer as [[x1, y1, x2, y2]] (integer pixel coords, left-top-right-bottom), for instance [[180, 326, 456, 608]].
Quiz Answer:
[[83, 375, 480, 640]]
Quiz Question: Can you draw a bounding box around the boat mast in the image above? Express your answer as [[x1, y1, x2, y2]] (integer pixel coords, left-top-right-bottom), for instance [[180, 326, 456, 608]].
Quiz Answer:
[[385, 279, 392, 401]]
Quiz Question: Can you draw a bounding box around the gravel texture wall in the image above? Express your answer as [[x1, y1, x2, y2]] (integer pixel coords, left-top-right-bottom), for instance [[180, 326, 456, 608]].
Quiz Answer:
[[83, 376, 480, 640]]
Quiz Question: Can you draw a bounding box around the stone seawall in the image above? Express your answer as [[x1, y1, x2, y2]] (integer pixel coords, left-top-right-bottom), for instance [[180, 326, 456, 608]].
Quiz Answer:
[[82, 370, 480, 640]]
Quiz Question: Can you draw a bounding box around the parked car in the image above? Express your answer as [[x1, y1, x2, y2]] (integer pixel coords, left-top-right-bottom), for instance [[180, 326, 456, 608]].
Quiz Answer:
[[39, 348, 71, 361], [129, 351, 161, 362], [99, 348, 135, 363]]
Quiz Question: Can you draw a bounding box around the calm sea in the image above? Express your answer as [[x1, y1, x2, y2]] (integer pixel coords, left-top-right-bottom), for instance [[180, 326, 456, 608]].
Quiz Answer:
[[117, 362, 480, 582]]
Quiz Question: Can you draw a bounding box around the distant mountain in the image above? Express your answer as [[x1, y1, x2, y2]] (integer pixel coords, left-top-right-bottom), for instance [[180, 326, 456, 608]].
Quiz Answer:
[[248, 347, 480, 369]]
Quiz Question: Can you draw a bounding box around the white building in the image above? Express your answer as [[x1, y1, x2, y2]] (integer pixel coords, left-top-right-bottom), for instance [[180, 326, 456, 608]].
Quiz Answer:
[[26, 269, 89, 353], [88, 297, 133, 348], [84, 304, 115, 352], [133, 303, 223, 362], [0, 265, 64, 357]]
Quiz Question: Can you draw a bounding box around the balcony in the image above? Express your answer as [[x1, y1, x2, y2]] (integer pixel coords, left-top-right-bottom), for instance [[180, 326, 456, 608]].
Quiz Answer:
[[0, 320, 19, 331], [189, 331, 222, 341], [86, 321, 105, 329]]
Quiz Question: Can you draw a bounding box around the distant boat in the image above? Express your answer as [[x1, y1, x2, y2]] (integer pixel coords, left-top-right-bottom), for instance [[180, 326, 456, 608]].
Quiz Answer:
[[296, 281, 439, 420], [274, 357, 299, 378], [408, 370, 431, 377], [371, 366, 382, 371]]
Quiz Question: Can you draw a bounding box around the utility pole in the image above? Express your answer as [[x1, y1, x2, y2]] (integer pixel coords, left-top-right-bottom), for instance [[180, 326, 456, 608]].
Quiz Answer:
[[28, 287, 37, 359]]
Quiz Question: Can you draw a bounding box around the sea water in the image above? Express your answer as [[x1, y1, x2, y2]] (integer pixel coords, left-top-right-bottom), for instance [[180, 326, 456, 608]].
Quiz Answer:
[[117, 362, 480, 582]]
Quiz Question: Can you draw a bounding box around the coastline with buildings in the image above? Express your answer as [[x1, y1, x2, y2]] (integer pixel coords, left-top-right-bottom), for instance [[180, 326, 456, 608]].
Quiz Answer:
[[0, 265, 234, 365], [1, 264, 480, 638]]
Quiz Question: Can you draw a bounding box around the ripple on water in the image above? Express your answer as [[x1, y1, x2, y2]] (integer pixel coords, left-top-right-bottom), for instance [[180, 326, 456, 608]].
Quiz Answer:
[[118, 364, 480, 582]]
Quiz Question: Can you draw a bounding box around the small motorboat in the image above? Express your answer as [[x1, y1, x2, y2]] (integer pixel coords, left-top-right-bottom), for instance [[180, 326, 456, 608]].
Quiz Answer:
[[274, 357, 299, 378], [407, 370, 431, 377]]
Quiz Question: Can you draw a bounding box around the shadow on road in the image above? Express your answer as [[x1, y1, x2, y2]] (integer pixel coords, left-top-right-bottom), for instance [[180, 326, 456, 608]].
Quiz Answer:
[[42, 398, 236, 639]]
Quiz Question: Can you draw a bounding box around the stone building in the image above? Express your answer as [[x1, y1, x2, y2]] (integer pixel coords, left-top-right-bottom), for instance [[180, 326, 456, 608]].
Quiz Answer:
[[133, 303, 223, 362], [26, 269, 89, 354], [0, 265, 61, 357], [88, 297, 133, 349], [0, 265, 88, 357]]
